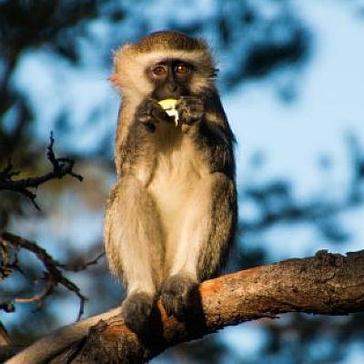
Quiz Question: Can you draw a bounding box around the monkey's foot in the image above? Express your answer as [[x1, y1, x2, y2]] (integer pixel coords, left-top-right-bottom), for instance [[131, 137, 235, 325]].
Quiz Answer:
[[122, 292, 154, 335], [160, 273, 198, 319]]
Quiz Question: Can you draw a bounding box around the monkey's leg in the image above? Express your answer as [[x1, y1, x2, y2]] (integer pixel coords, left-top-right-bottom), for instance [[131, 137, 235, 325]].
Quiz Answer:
[[104, 177, 164, 333], [161, 172, 236, 318]]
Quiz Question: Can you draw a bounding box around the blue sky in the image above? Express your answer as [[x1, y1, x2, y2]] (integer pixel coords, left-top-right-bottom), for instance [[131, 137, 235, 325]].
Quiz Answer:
[[227, 0, 364, 259]]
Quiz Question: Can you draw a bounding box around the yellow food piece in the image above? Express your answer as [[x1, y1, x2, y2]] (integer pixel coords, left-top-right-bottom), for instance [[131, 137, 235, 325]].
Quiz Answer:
[[158, 98, 179, 126], [158, 98, 178, 110]]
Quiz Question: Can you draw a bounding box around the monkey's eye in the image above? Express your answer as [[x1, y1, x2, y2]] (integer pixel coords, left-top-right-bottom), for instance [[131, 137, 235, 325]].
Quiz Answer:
[[175, 64, 190, 75], [152, 65, 167, 77]]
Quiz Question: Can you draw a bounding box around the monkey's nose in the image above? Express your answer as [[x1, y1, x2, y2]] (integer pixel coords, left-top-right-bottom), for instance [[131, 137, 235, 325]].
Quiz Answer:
[[167, 83, 178, 92]]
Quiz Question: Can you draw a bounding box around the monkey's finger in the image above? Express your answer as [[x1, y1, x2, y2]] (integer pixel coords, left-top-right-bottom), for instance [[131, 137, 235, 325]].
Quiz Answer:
[[138, 113, 154, 124], [151, 108, 174, 124]]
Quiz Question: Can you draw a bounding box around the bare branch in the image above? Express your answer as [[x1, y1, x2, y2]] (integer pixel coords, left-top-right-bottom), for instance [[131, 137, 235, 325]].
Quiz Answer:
[[0, 133, 83, 210], [0, 321, 11, 346], [0, 232, 92, 320], [58, 251, 105, 272]]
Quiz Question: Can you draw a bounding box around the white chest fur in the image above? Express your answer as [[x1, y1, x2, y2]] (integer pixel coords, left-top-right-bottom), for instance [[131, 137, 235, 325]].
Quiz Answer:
[[148, 136, 206, 211], [147, 134, 208, 254]]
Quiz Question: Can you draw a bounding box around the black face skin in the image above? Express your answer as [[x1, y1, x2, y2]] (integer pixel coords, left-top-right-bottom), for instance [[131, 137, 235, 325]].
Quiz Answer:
[[148, 58, 193, 100]]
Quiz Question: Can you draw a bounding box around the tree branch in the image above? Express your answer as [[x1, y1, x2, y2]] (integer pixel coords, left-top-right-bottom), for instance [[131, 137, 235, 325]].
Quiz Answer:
[[0, 132, 83, 210], [3, 249, 364, 363], [0, 232, 104, 320]]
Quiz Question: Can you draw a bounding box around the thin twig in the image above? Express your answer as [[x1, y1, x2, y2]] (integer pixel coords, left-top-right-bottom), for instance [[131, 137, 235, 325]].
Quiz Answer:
[[0, 133, 83, 210], [59, 251, 105, 272], [0, 232, 91, 320]]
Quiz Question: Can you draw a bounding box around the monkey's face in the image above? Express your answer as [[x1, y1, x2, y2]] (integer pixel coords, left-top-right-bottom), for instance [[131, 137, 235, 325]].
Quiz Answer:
[[147, 59, 193, 100]]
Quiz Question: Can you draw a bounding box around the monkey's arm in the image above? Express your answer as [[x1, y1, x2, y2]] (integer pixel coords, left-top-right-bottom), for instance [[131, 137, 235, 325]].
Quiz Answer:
[[178, 93, 236, 176], [197, 117, 235, 175], [115, 98, 174, 178]]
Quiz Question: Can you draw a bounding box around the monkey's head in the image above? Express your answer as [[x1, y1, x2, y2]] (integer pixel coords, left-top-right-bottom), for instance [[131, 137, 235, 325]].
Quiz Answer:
[[112, 31, 217, 99]]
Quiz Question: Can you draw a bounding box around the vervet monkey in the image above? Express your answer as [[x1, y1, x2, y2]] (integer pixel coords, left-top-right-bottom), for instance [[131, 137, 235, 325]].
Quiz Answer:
[[6, 31, 237, 363], [104, 30, 237, 334]]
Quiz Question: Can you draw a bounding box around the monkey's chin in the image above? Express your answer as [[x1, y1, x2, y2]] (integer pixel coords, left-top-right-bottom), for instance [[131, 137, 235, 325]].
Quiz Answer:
[[158, 98, 179, 126]]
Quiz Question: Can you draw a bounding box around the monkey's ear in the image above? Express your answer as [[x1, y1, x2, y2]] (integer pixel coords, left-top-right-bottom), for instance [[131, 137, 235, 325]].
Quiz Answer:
[[108, 73, 122, 89]]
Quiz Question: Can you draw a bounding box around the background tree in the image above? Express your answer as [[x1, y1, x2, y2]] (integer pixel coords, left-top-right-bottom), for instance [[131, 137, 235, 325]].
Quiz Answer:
[[1, 0, 364, 363]]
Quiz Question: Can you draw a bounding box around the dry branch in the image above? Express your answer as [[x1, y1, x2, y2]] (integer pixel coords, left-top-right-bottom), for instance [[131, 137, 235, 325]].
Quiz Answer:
[[0, 232, 104, 320], [4, 249, 364, 363], [0, 133, 82, 210]]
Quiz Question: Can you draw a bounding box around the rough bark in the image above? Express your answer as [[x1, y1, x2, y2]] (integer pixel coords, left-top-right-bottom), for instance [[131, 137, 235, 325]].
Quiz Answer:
[[4, 250, 364, 363]]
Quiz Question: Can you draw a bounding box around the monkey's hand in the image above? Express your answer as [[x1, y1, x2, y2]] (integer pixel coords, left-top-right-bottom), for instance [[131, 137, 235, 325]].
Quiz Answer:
[[135, 99, 174, 132], [176, 96, 204, 127], [160, 273, 198, 319]]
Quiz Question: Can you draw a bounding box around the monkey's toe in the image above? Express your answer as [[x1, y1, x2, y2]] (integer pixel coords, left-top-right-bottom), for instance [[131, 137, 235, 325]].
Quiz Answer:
[[160, 274, 198, 319], [122, 292, 154, 335]]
